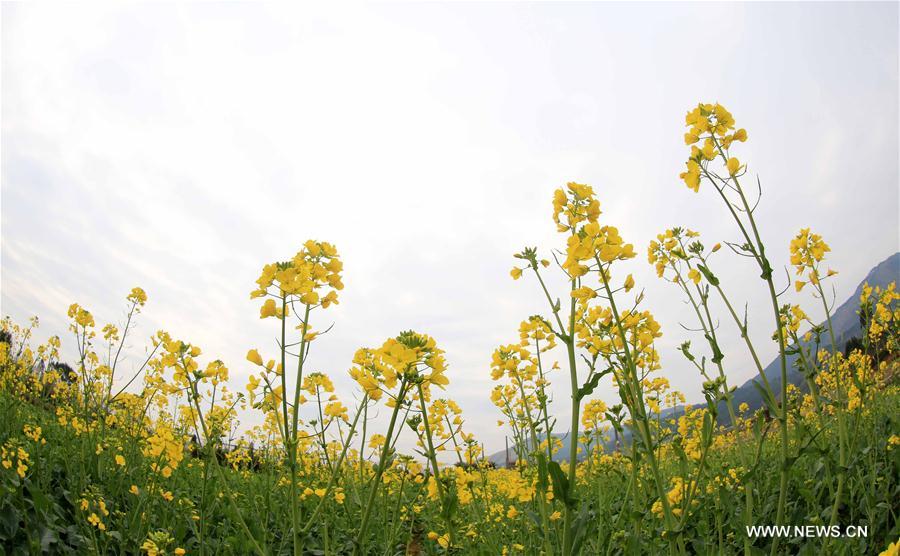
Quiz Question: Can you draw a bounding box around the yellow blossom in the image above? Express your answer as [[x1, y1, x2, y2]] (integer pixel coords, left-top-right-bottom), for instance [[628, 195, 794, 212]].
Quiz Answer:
[[246, 349, 263, 366], [726, 157, 740, 175]]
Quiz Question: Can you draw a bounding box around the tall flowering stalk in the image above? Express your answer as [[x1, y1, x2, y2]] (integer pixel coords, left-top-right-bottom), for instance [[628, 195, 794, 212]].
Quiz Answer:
[[102, 288, 148, 405], [648, 228, 760, 555], [66, 303, 98, 414], [66, 288, 157, 424], [789, 229, 848, 530], [679, 103, 793, 551], [491, 317, 558, 465], [245, 240, 343, 556], [648, 229, 737, 425], [350, 331, 451, 553], [513, 183, 678, 554], [489, 328, 557, 553]]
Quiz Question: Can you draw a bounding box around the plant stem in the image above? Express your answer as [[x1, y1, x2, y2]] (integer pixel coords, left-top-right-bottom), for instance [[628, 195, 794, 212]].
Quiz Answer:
[[354, 381, 407, 555]]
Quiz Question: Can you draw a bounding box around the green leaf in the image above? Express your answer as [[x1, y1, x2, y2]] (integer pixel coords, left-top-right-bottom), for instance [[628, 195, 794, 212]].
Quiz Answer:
[[577, 373, 602, 400], [752, 381, 781, 420], [0, 504, 19, 539], [39, 526, 59, 552], [679, 341, 695, 363], [548, 461, 570, 506], [759, 257, 773, 280], [440, 488, 459, 521], [26, 484, 51, 514], [704, 333, 724, 364], [536, 453, 549, 493], [571, 503, 596, 555], [696, 264, 720, 286], [702, 411, 713, 446], [548, 461, 577, 509]]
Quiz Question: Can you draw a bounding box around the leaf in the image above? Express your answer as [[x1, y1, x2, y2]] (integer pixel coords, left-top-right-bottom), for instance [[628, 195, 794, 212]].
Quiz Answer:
[[571, 503, 596, 555], [702, 411, 713, 446], [39, 526, 58, 552], [0, 504, 19, 539], [679, 341, 696, 363], [759, 257, 774, 280], [696, 264, 720, 286], [440, 489, 459, 522], [548, 461, 579, 509], [704, 333, 724, 364], [536, 453, 549, 493], [548, 461, 572, 508], [752, 381, 781, 420], [577, 373, 602, 400], [26, 484, 51, 515]]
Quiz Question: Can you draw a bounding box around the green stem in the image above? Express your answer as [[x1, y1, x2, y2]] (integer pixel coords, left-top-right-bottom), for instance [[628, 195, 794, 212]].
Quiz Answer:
[[561, 282, 581, 555], [354, 381, 407, 555], [287, 302, 312, 556], [702, 139, 791, 553], [596, 259, 680, 552], [816, 281, 848, 537]]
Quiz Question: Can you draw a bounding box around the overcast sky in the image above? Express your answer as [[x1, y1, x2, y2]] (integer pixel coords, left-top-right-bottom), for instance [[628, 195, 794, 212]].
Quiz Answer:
[[2, 2, 898, 455]]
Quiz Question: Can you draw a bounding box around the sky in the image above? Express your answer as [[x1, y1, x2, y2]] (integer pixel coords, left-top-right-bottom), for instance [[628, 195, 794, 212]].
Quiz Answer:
[[2, 2, 898, 457]]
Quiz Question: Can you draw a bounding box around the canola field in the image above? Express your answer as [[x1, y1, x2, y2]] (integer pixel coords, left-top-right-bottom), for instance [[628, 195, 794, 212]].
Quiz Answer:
[[1, 104, 898, 555]]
